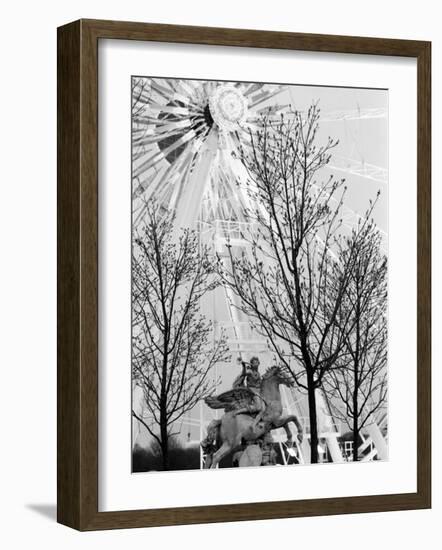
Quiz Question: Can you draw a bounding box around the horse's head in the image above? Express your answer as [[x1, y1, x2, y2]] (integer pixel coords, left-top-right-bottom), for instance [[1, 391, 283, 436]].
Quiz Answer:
[[262, 365, 294, 388]]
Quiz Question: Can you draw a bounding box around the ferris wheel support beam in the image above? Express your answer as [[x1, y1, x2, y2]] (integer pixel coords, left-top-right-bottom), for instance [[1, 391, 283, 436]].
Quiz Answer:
[[365, 423, 388, 460], [319, 107, 388, 123], [172, 130, 218, 237], [327, 156, 388, 185]]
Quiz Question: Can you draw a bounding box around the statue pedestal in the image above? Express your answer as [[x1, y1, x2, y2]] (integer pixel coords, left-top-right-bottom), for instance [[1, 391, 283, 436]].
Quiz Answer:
[[238, 444, 262, 467]]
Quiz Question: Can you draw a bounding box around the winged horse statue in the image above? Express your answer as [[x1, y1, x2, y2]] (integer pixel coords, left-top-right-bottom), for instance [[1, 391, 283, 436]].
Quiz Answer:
[[201, 365, 303, 468]]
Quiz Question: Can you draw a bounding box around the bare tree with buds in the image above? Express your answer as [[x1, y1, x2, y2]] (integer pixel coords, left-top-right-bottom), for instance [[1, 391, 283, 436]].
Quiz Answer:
[[132, 201, 228, 470], [324, 213, 387, 461], [218, 105, 364, 463]]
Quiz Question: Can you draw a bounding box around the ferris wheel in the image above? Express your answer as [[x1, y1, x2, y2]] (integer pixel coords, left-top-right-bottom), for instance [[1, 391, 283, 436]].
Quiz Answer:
[[132, 77, 289, 230]]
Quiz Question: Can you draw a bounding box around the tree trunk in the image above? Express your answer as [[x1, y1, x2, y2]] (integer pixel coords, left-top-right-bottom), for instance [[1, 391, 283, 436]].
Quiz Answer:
[[161, 440, 169, 470], [307, 377, 319, 464], [160, 406, 169, 470], [352, 413, 359, 462], [353, 298, 360, 462]]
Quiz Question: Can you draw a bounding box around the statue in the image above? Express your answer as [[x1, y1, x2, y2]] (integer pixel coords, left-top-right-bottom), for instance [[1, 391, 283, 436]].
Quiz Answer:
[[201, 362, 303, 468]]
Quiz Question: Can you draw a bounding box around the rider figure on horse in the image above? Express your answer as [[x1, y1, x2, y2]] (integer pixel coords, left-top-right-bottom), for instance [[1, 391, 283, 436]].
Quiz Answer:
[[232, 356, 265, 424]]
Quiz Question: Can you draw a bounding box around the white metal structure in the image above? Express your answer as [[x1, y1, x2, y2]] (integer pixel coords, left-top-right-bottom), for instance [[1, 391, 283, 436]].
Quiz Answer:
[[328, 155, 388, 184]]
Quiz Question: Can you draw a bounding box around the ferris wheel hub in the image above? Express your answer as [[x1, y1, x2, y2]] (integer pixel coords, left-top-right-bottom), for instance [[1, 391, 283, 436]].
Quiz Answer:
[[209, 85, 248, 132]]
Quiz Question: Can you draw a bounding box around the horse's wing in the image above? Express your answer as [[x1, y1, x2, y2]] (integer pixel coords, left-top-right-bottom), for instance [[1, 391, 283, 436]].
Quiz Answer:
[[204, 396, 228, 410], [205, 388, 255, 412]]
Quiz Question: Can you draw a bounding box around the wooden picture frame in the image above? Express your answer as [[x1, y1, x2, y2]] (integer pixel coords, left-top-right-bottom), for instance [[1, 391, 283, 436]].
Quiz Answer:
[[57, 19, 431, 530]]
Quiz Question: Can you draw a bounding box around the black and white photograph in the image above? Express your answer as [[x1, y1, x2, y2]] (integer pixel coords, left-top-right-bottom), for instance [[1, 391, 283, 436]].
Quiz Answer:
[[131, 77, 388, 472]]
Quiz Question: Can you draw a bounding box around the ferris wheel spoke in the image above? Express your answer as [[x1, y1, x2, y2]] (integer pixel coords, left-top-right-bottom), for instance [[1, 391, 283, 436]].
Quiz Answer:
[[132, 114, 166, 126], [135, 141, 195, 201], [219, 177, 245, 221], [248, 86, 287, 109], [134, 136, 205, 221], [150, 79, 177, 98], [176, 80, 198, 98], [256, 103, 290, 116], [132, 89, 152, 105], [216, 158, 248, 214], [243, 82, 265, 97], [133, 129, 198, 179], [147, 104, 190, 115], [231, 129, 251, 149], [156, 78, 176, 90], [134, 122, 194, 146]]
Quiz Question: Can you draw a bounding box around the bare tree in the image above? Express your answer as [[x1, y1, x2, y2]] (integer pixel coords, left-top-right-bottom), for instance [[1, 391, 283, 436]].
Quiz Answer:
[[218, 105, 361, 463], [132, 78, 153, 200], [132, 201, 228, 470], [324, 212, 387, 461], [132, 77, 151, 118]]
